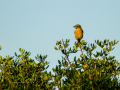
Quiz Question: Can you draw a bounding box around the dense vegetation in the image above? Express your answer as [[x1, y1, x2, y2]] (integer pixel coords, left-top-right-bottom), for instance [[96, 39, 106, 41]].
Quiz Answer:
[[0, 39, 120, 89]]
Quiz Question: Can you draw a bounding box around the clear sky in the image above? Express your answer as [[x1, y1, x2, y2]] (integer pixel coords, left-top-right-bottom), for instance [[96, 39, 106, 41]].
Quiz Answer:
[[0, 0, 120, 86]]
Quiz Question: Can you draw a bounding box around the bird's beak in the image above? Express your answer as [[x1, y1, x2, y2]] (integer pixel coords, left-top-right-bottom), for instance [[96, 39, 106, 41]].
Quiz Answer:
[[73, 26, 75, 28]]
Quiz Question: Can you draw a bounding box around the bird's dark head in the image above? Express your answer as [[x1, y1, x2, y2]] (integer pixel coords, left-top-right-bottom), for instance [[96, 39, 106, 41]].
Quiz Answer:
[[73, 24, 81, 29]]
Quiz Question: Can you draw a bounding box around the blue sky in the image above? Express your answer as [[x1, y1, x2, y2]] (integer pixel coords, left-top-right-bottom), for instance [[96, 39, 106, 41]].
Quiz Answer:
[[0, 0, 120, 84]]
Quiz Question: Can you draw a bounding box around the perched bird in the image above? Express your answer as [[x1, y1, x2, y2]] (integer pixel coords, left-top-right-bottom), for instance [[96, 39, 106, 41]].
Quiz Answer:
[[73, 24, 83, 43]]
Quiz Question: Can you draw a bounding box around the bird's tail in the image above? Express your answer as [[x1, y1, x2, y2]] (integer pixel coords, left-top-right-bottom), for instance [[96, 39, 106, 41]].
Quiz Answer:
[[78, 39, 80, 43]]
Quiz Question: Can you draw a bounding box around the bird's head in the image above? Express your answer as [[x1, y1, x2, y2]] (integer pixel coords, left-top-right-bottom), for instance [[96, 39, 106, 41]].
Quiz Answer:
[[73, 24, 81, 29]]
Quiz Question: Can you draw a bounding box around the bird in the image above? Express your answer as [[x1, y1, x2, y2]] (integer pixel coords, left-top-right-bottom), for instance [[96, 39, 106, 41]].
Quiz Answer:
[[73, 24, 83, 43]]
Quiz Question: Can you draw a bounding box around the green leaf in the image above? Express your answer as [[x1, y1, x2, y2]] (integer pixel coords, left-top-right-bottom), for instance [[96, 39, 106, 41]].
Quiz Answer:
[[58, 60, 61, 65], [54, 46, 58, 50], [0, 45, 1, 50], [78, 71, 80, 75], [15, 52, 17, 56], [56, 41, 59, 45]]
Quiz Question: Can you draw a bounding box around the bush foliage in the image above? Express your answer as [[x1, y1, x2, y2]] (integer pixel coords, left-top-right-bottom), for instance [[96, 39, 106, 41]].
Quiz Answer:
[[0, 39, 120, 89]]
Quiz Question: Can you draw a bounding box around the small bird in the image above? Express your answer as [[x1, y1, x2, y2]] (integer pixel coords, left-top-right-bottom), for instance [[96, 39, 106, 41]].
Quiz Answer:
[[73, 24, 83, 43]]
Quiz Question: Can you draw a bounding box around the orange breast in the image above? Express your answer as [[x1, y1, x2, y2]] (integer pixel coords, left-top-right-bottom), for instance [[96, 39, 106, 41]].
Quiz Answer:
[[74, 29, 83, 40]]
